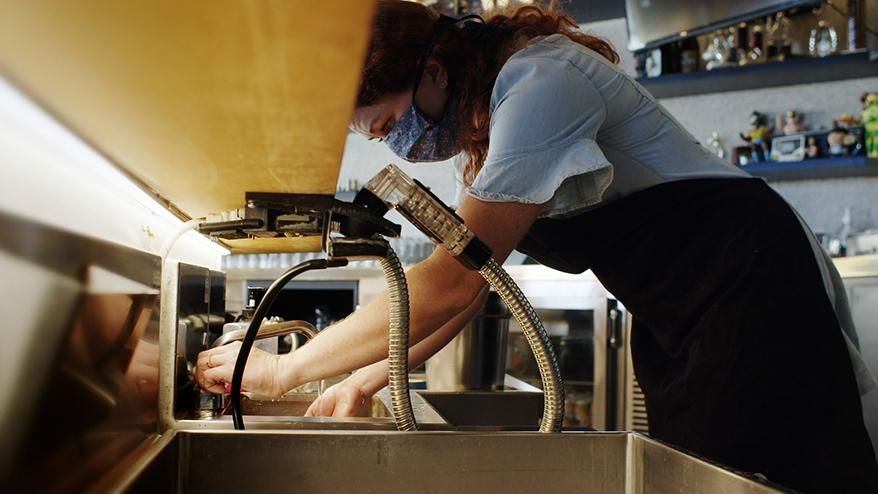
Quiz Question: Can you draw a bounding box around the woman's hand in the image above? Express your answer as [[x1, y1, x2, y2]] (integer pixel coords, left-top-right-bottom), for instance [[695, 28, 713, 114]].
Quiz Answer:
[[195, 342, 288, 398], [304, 380, 371, 417]]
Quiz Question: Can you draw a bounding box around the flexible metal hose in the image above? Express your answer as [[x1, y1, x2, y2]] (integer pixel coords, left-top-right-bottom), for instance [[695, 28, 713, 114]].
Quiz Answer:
[[230, 258, 348, 430], [479, 258, 564, 432], [379, 248, 417, 431]]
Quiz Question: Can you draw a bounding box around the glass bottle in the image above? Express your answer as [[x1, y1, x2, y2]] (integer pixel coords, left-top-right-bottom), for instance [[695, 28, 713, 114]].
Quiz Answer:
[[702, 30, 733, 70], [679, 36, 700, 73], [809, 20, 839, 57], [847, 0, 864, 52], [736, 23, 750, 66], [746, 24, 766, 64], [766, 12, 792, 61]]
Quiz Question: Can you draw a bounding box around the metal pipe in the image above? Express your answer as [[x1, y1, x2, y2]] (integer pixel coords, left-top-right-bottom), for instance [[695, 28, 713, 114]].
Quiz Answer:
[[479, 258, 564, 433], [212, 320, 317, 348]]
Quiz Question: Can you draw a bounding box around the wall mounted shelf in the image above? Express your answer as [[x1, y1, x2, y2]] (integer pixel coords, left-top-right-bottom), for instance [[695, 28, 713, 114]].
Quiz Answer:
[[639, 51, 878, 99], [741, 155, 878, 181]]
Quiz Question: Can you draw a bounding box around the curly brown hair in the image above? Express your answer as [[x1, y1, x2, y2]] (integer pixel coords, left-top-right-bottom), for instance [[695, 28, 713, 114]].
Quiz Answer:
[[357, 0, 618, 185]]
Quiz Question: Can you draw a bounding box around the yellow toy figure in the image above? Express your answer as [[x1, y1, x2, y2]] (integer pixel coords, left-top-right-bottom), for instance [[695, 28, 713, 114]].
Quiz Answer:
[[740, 111, 773, 163], [862, 93, 878, 158]]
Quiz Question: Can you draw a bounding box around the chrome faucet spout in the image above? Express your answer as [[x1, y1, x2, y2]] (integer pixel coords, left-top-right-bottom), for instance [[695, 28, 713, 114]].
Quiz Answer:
[[212, 320, 318, 348]]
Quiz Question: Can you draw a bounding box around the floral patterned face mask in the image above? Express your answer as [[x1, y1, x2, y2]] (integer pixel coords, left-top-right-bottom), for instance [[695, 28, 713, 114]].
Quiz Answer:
[[383, 93, 460, 163], [382, 14, 470, 163]]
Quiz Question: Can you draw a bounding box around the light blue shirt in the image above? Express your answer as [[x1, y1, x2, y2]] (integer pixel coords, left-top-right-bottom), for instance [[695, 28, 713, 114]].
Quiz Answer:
[[459, 33, 876, 394], [464, 33, 748, 218]]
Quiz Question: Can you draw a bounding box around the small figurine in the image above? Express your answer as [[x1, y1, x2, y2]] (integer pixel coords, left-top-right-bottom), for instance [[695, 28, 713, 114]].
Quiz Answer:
[[836, 113, 860, 128], [861, 92, 878, 157], [740, 111, 773, 163], [707, 131, 726, 159], [807, 136, 821, 158], [780, 110, 807, 135], [827, 128, 849, 156]]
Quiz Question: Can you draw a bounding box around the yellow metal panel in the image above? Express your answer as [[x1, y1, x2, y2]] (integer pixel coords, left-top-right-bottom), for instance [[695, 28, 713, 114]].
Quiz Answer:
[[222, 236, 324, 255], [0, 1, 375, 252]]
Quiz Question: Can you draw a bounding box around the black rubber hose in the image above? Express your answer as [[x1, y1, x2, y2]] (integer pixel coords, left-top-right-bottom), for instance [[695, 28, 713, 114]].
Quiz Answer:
[[230, 258, 348, 430]]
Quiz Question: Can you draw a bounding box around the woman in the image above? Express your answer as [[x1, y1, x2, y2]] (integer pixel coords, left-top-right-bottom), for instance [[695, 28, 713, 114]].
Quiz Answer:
[[197, 2, 878, 491]]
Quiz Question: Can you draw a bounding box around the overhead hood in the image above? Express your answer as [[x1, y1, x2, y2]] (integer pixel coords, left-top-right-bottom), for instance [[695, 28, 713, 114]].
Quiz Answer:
[[0, 0, 376, 253]]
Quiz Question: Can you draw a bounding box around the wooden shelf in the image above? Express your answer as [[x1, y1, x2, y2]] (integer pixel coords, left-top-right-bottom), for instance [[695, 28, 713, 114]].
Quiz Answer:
[[638, 51, 878, 99], [741, 155, 878, 181]]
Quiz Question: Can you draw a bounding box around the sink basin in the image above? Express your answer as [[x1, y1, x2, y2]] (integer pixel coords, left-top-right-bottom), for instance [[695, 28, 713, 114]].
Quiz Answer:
[[416, 391, 545, 429], [175, 390, 448, 431], [224, 393, 390, 418], [218, 390, 549, 431], [122, 430, 789, 493]]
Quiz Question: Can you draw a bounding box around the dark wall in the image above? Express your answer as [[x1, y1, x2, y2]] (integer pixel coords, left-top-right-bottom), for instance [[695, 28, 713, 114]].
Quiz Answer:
[[450, 1, 626, 23], [560, 0, 626, 23]]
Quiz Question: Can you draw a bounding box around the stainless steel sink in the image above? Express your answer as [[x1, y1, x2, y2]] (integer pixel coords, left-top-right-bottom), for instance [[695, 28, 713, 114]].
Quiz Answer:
[[174, 390, 448, 431], [198, 390, 562, 431], [224, 393, 391, 418], [121, 431, 789, 493], [416, 391, 545, 430]]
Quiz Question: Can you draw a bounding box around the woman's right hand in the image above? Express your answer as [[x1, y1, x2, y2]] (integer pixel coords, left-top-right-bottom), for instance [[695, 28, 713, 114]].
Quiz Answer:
[[304, 380, 371, 417], [195, 341, 289, 398]]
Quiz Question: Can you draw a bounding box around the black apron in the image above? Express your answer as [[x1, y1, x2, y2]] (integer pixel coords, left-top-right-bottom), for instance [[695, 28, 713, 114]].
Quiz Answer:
[[517, 177, 878, 493]]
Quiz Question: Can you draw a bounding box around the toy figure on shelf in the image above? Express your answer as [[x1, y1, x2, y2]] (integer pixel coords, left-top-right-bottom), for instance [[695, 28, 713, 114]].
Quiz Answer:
[[827, 128, 850, 156], [835, 113, 860, 128], [807, 136, 821, 159], [707, 131, 726, 159], [739, 111, 773, 163], [861, 92, 878, 157], [778, 110, 807, 135]]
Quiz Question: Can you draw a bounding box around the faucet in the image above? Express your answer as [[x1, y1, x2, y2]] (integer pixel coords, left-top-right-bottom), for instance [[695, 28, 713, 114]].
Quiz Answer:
[[212, 320, 318, 348], [192, 320, 318, 418]]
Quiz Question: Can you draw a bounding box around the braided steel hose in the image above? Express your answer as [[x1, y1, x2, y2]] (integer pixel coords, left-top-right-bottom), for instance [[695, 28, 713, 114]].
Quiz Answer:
[[379, 248, 417, 431], [479, 258, 564, 432], [362, 164, 563, 432]]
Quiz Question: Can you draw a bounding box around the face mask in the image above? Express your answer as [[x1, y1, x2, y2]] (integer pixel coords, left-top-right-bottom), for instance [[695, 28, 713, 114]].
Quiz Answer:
[[382, 13, 471, 163], [384, 94, 460, 163]]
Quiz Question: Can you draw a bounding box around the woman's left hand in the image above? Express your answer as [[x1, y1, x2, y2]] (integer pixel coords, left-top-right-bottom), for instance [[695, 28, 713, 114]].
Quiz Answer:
[[304, 379, 370, 417], [195, 341, 287, 398]]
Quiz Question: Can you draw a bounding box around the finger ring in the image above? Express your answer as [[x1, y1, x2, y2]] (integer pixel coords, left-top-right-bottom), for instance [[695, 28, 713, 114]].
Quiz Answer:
[[207, 354, 214, 368]]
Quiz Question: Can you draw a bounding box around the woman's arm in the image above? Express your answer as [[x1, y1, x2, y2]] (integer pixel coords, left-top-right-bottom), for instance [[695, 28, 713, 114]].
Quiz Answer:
[[276, 197, 544, 390], [350, 286, 489, 396], [196, 197, 543, 397], [304, 288, 489, 417]]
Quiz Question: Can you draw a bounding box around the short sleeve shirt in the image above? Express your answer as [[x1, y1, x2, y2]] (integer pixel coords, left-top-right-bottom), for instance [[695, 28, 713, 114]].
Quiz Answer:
[[457, 34, 876, 393], [463, 34, 748, 218]]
